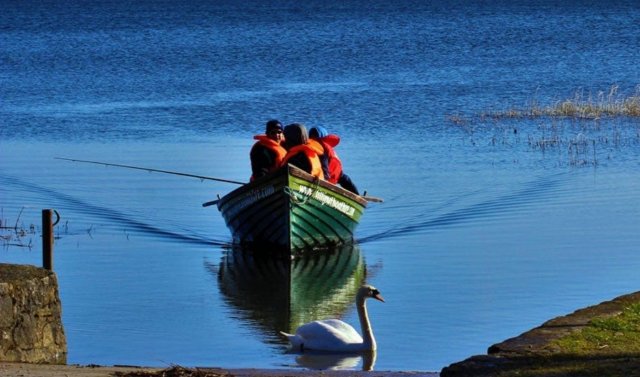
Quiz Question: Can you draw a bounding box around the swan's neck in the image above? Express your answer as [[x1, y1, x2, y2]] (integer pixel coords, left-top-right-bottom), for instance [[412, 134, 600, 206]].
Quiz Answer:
[[357, 295, 376, 350]]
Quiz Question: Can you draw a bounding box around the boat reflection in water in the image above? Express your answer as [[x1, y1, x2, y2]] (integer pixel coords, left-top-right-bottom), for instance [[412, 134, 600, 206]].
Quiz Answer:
[[210, 244, 376, 370]]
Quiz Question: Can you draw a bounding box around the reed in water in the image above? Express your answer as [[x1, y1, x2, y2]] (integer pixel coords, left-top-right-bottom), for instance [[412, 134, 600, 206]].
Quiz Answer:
[[1, 207, 35, 249], [486, 85, 640, 119]]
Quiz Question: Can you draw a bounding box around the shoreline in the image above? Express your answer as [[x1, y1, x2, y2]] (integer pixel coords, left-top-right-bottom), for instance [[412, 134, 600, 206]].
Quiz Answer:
[[441, 290, 640, 376], [0, 363, 438, 377], [3, 291, 640, 377]]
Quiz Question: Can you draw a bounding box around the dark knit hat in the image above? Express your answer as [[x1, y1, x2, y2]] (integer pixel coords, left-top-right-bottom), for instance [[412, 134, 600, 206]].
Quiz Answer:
[[265, 119, 283, 133], [283, 123, 308, 148]]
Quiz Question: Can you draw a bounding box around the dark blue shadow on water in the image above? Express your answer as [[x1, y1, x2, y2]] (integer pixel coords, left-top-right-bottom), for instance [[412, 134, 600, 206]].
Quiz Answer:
[[0, 173, 223, 247]]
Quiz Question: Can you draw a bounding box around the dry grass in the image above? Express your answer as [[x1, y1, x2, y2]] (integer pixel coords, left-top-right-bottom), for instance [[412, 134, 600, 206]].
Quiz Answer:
[[113, 365, 234, 377], [444, 85, 640, 168], [487, 85, 640, 120]]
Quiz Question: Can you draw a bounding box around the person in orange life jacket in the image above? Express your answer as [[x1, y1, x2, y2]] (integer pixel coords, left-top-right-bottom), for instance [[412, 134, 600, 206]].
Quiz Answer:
[[280, 123, 325, 180], [250, 119, 287, 181], [309, 126, 359, 195]]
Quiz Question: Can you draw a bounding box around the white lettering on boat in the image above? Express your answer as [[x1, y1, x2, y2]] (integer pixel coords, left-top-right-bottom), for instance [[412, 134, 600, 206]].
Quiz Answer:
[[298, 185, 356, 217], [226, 185, 276, 219]]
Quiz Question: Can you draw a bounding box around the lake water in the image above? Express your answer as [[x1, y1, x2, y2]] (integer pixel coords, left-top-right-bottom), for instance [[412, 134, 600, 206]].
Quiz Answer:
[[1, 1, 640, 373]]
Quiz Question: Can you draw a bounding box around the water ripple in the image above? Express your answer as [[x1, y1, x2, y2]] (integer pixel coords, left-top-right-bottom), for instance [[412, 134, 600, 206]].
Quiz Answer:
[[358, 172, 571, 244], [0, 173, 225, 247]]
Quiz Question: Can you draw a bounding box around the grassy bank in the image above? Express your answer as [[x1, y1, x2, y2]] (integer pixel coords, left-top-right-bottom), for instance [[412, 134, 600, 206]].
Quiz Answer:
[[553, 302, 640, 354], [442, 292, 640, 377], [493, 302, 640, 377]]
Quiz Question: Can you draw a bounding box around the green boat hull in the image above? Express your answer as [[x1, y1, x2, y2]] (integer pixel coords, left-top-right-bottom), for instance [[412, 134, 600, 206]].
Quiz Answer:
[[217, 165, 367, 253]]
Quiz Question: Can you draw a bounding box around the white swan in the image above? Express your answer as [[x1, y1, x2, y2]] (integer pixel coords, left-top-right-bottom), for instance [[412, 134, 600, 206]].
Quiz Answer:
[[280, 285, 385, 352]]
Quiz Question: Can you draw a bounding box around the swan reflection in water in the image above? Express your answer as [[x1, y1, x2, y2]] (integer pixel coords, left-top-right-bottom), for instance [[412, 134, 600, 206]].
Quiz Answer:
[[208, 244, 377, 370], [294, 350, 376, 371]]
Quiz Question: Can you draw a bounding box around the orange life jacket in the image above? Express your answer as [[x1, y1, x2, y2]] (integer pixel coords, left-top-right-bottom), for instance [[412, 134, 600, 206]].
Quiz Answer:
[[250, 135, 287, 181], [281, 141, 325, 180], [307, 139, 325, 158]]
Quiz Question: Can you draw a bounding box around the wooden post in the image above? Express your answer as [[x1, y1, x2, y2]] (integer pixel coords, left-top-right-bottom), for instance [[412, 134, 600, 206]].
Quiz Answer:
[[42, 209, 54, 270]]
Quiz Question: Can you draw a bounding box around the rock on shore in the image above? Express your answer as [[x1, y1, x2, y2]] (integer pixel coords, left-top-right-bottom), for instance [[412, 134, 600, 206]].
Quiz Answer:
[[0, 263, 67, 364]]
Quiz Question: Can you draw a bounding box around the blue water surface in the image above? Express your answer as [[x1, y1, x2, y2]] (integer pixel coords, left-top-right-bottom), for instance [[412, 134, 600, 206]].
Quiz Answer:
[[1, 1, 640, 372]]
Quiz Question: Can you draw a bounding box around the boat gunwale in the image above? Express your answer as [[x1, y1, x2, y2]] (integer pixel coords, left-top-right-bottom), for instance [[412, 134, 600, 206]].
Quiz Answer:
[[217, 165, 368, 208]]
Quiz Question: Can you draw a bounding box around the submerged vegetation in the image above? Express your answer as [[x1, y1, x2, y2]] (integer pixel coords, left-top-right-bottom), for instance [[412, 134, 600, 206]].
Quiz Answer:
[[447, 85, 640, 167], [1, 208, 36, 249]]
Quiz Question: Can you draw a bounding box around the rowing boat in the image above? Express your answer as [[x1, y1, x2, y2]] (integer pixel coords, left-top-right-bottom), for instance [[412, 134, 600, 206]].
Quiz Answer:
[[216, 164, 368, 253]]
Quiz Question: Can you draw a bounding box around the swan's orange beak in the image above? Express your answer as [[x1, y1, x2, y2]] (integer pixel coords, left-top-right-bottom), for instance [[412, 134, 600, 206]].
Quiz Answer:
[[373, 293, 385, 303]]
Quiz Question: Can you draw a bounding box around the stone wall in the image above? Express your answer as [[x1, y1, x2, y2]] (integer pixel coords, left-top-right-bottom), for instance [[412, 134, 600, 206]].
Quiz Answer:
[[0, 263, 67, 364]]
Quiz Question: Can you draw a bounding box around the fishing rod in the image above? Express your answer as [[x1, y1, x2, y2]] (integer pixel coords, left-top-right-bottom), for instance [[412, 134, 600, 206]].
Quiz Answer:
[[55, 157, 246, 185], [56, 157, 383, 206]]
